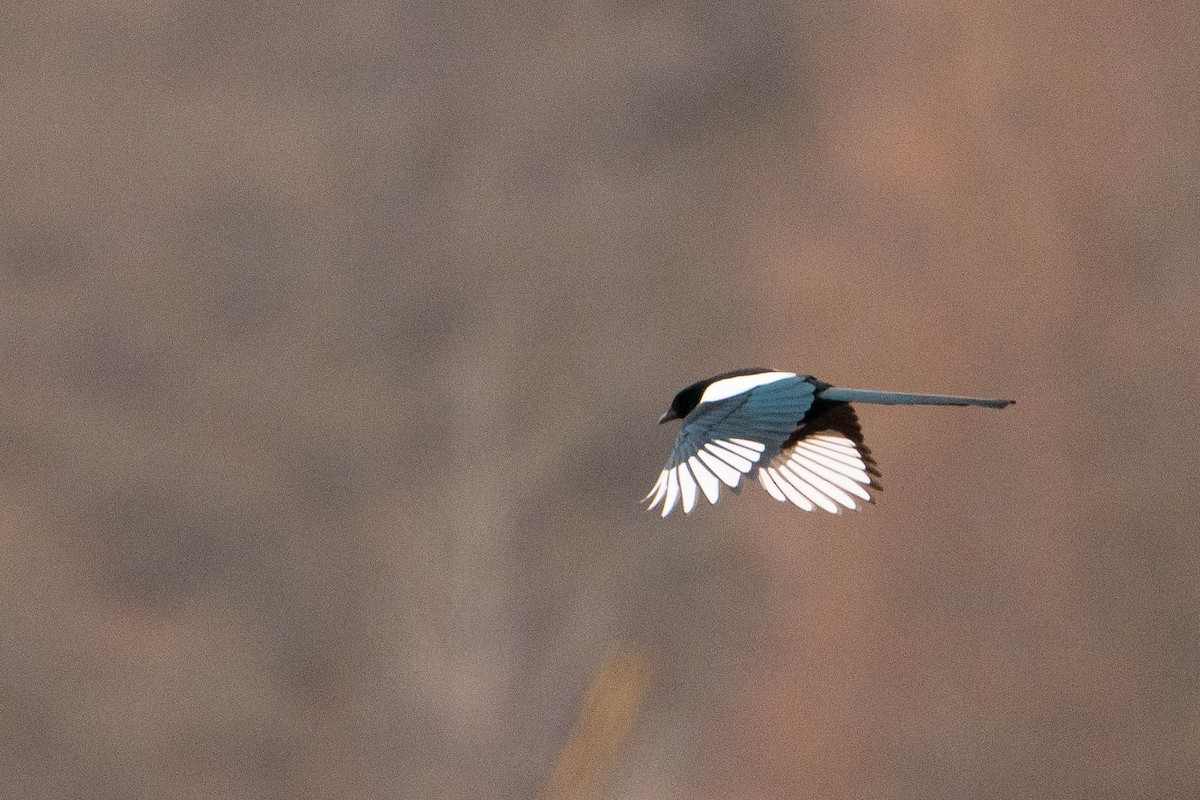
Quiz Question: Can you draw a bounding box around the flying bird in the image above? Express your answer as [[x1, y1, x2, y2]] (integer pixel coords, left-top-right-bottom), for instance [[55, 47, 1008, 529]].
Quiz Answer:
[[645, 370, 1013, 517]]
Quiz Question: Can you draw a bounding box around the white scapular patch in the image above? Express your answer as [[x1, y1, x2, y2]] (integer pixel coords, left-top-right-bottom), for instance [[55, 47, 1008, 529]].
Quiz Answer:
[[698, 371, 796, 404]]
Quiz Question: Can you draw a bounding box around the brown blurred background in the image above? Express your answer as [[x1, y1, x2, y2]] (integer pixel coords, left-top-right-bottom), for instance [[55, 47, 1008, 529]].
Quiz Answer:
[[2, 1, 1198, 797]]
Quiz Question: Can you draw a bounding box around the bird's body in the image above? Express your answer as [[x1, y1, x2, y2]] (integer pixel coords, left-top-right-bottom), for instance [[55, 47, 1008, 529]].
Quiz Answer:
[[645, 369, 1013, 517]]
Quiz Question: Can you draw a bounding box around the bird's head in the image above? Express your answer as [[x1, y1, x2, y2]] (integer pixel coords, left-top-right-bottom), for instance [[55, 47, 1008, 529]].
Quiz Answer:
[[658, 369, 776, 425], [658, 380, 707, 424]]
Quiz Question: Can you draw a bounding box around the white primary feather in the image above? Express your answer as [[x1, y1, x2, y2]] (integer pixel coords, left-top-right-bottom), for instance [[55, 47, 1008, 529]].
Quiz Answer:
[[794, 441, 869, 477], [785, 460, 857, 510], [645, 470, 669, 508], [790, 453, 872, 501], [697, 449, 742, 487], [677, 462, 698, 513], [775, 464, 839, 512], [757, 468, 788, 502], [768, 467, 817, 510], [713, 439, 764, 461], [661, 468, 680, 517], [704, 442, 754, 473], [689, 457, 721, 504]]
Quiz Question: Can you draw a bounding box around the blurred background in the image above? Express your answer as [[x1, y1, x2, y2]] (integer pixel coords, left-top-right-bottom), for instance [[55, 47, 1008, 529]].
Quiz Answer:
[[2, 1, 1197, 797]]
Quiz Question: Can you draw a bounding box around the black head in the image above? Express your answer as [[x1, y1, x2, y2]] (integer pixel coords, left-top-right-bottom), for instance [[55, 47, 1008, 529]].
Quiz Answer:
[[658, 368, 774, 424]]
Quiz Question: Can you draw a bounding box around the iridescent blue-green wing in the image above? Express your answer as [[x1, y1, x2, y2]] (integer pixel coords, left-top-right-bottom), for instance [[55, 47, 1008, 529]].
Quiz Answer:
[[645, 374, 816, 516]]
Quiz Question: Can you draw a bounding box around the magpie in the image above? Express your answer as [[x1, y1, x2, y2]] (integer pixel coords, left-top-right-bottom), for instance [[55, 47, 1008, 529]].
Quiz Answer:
[[645, 369, 1013, 517]]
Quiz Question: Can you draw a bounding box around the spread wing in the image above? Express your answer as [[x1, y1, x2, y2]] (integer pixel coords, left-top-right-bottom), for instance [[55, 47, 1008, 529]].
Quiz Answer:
[[645, 375, 816, 516], [757, 402, 881, 514]]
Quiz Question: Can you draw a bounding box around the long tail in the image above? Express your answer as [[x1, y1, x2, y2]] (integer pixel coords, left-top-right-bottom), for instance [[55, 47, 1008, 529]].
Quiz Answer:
[[817, 386, 1014, 409]]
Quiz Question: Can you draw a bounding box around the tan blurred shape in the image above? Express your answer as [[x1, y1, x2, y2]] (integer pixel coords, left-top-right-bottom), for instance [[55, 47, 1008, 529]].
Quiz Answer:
[[543, 644, 653, 800]]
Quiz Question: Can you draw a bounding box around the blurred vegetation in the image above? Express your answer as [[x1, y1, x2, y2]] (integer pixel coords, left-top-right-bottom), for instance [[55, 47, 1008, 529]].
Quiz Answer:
[[544, 644, 652, 800]]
